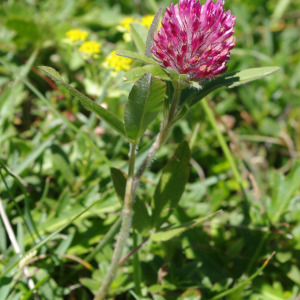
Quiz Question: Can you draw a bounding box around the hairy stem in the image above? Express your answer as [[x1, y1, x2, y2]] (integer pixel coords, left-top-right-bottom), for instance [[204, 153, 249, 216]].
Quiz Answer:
[[94, 143, 137, 300], [132, 83, 181, 192], [95, 81, 182, 299]]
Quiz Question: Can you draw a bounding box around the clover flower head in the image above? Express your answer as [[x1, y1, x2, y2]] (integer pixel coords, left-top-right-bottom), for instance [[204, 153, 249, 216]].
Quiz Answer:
[[104, 50, 132, 72], [66, 29, 88, 42], [79, 41, 101, 58], [151, 0, 236, 81]]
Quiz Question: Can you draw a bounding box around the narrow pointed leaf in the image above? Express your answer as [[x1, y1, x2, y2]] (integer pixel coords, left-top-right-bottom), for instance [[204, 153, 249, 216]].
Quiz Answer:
[[133, 198, 152, 235], [110, 167, 127, 202], [151, 210, 222, 242], [271, 161, 300, 224], [124, 73, 166, 141], [22, 275, 50, 300], [110, 167, 151, 234], [38, 66, 126, 136], [145, 7, 163, 57], [151, 141, 191, 229], [211, 252, 276, 300], [123, 65, 170, 83], [14, 135, 55, 175], [130, 22, 148, 53], [188, 66, 280, 107], [116, 50, 159, 66]]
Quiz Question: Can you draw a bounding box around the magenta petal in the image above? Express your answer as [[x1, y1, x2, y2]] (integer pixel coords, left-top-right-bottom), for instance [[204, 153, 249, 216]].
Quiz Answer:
[[151, 0, 236, 81]]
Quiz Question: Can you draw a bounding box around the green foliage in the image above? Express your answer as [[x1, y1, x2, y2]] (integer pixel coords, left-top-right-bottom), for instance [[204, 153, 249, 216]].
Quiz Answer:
[[123, 64, 170, 83], [124, 73, 166, 141], [38, 66, 127, 137], [151, 141, 191, 229], [145, 7, 163, 57], [151, 210, 222, 242], [130, 23, 148, 54], [116, 49, 159, 65], [0, 0, 299, 299], [188, 66, 281, 106], [110, 167, 151, 235]]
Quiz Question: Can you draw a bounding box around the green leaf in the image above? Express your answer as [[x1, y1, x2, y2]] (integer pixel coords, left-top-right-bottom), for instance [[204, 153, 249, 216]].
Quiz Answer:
[[116, 50, 159, 66], [110, 167, 127, 202], [55, 188, 71, 217], [80, 278, 99, 294], [110, 167, 151, 234], [145, 7, 163, 57], [0, 199, 100, 279], [151, 210, 222, 242], [38, 66, 126, 137], [0, 275, 12, 300], [178, 289, 201, 300], [21, 275, 50, 300], [225, 66, 281, 88], [211, 252, 276, 300], [132, 197, 152, 235], [271, 160, 300, 224], [151, 141, 191, 229], [54, 227, 75, 255], [52, 153, 75, 186], [123, 64, 170, 83], [188, 66, 281, 106], [271, 0, 292, 25], [124, 73, 166, 141], [130, 22, 148, 53], [287, 265, 300, 285], [14, 134, 55, 176]]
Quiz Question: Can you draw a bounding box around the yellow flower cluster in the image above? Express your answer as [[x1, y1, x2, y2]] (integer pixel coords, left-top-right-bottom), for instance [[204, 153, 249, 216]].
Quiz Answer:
[[79, 41, 101, 56], [104, 51, 132, 72], [117, 15, 156, 42], [66, 29, 88, 42], [120, 17, 140, 31], [141, 15, 155, 29], [65, 29, 101, 59]]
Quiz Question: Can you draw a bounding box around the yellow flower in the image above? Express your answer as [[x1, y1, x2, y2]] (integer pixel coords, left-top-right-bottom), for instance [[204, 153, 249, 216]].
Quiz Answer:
[[66, 29, 88, 42], [104, 51, 132, 72], [79, 41, 101, 57], [141, 15, 155, 29], [117, 16, 160, 42], [119, 17, 139, 31], [117, 17, 140, 42]]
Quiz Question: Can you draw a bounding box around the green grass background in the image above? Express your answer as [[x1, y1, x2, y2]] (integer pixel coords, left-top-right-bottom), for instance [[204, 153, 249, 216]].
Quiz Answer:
[[0, 0, 300, 299]]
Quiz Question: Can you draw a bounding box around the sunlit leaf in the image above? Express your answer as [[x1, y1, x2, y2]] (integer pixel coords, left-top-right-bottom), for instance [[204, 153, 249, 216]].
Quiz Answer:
[[188, 66, 281, 106], [151, 210, 222, 242], [124, 73, 166, 141], [123, 64, 170, 83], [38, 66, 126, 137], [130, 22, 148, 53]]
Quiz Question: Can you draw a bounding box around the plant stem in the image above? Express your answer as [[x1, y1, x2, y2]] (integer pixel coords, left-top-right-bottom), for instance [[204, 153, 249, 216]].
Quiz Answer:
[[132, 83, 181, 192], [0, 197, 38, 299], [118, 236, 149, 266], [95, 143, 137, 300], [95, 82, 182, 299]]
